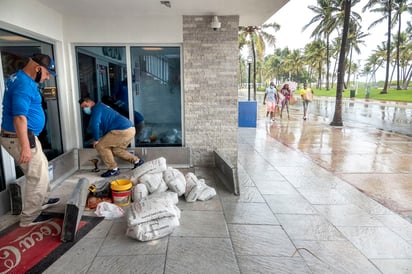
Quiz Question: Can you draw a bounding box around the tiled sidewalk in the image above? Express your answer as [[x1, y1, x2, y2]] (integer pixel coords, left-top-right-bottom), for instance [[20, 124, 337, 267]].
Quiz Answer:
[[3, 106, 411, 273]]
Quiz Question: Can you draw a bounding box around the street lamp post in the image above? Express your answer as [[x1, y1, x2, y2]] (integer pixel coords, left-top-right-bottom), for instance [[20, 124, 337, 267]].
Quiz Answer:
[[247, 57, 252, 101]]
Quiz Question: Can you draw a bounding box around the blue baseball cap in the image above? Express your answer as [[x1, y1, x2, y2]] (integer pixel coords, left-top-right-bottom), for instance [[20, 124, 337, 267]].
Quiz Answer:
[[32, 53, 57, 76]]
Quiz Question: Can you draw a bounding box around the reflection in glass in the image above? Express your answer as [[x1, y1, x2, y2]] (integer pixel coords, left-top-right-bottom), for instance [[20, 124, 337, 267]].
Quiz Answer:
[[76, 46, 128, 147], [76, 46, 182, 147], [130, 46, 182, 146]]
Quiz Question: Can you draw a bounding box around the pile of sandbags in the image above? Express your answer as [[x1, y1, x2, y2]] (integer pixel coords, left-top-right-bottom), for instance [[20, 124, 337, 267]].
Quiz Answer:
[[125, 157, 217, 241], [129, 157, 216, 203], [126, 192, 180, 241]]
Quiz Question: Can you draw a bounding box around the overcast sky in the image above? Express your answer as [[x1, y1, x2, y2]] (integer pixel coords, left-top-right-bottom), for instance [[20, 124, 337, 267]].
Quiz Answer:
[[267, 0, 398, 81]]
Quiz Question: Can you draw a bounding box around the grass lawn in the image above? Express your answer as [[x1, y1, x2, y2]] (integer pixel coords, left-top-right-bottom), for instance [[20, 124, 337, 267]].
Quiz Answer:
[[312, 87, 412, 103]]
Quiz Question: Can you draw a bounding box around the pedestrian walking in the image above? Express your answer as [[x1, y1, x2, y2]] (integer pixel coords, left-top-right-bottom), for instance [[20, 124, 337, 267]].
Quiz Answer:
[[263, 82, 278, 121], [279, 83, 291, 119], [300, 83, 313, 120]]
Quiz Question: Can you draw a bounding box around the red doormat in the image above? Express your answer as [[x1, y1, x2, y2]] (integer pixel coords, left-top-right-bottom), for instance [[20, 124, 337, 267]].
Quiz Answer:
[[0, 213, 103, 273]]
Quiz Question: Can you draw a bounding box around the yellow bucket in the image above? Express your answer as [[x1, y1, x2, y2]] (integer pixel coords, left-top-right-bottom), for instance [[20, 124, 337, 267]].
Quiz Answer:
[[110, 179, 132, 206]]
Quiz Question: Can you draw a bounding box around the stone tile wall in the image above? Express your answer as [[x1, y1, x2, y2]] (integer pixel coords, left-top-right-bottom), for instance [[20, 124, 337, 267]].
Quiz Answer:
[[183, 15, 239, 167]]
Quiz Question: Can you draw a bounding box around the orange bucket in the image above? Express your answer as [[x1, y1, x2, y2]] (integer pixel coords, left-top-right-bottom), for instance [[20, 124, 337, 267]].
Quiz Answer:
[[110, 179, 132, 206]]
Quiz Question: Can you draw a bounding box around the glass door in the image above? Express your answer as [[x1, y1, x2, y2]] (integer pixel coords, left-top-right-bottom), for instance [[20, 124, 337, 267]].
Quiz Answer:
[[0, 30, 63, 159], [0, 29, 63, 215], [75, 45, 182, 148]]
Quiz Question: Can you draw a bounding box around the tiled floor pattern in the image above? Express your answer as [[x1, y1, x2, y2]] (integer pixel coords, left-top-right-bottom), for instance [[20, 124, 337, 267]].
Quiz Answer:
[[2, 106, 412, 273], [41, 118, 412, 273]]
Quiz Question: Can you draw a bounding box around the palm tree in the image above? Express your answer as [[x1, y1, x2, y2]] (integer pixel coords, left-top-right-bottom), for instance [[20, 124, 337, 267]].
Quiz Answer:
[[331, 0, 352, 127], [345, 23, 368, 87], [283, 49, 306, 83], [239, 22, 280, 100], [330, 37, 341, 88], [393, 0, 412, 90], [400, 22, 412, 88], [304, 40, 327, 89], [303, 0, 341, 90], [263, 55, 282, 84], [364, 53, 384, 87], [363, 0, 394, 94]]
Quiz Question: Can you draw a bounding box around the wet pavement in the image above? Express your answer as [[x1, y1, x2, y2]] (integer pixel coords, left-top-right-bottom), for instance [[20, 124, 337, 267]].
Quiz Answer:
[[254, 95, 412, 221], [311, 98, 412, 137], [1, 94, 412, 272]]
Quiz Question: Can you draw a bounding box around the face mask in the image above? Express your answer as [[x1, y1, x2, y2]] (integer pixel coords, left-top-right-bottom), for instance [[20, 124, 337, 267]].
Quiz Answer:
[[83, 107, 92, 115], [34, 69, 42, 83], [38, 82, 45, 90]]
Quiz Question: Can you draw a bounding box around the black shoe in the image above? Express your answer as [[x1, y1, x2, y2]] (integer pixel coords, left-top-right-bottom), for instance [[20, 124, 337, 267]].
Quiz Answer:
[[42, 198, 60, 210], [133, 159, 144, 169], [20, 213, 54, 227], [101, 169, 120, 178]]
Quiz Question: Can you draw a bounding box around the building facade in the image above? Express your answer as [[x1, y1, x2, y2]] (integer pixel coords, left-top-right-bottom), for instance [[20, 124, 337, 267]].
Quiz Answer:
[[0, 0, 287, 215]]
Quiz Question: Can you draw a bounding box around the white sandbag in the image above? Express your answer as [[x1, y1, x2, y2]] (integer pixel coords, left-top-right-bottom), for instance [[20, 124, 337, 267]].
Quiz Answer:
[[152, 181, 168, 194], [129, 157, 167, 185], [126, 216, 180, 241], [132, 183, 148, 202], [184, 172, 199, 195], [198, 187, 216, 201], [184, 172, 205, 202], [197, 179, 217, 201], [163, 167, 186, 196], [185, 184, 201, 202], [127, 194, 180, 226], [139, 172, 165, 193], [145, 191, 179, 205]]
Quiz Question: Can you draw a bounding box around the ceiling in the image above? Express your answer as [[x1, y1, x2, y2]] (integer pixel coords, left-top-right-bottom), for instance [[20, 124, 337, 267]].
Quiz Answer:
[[37, 0, 289, 26]]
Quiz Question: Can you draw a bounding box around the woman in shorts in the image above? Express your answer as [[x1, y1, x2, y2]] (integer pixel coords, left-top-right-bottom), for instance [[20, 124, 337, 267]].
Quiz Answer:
[[263, 82, 278, 121]]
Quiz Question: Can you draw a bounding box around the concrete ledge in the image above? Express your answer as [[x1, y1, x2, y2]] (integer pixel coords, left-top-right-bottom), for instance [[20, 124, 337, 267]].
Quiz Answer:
[[9, 149, 78, 215], [48, 149, 79, 189], [61, 178, 90, 242], [213, 151, 239, 195], [78, 147, 192, 170]]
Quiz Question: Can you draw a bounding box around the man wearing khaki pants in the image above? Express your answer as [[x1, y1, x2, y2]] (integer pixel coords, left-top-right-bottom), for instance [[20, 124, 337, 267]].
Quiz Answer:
[[79, 98, 144, 177], [1, 54, 60, 227]]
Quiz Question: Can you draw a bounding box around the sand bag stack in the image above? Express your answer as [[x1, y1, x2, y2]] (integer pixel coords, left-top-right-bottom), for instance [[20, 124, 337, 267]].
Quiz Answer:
[[129, 157, 167, 185], [125, 157, 217, 241], [126, 192, 180, 241], [130, 157, 168, 201], [129, 157, 216, 203]]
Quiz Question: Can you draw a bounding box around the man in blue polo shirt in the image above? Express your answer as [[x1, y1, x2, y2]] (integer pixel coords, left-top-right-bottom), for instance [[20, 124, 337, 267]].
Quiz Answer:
[[79, 97, 144, 177], [0, 53, 60, 227]]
